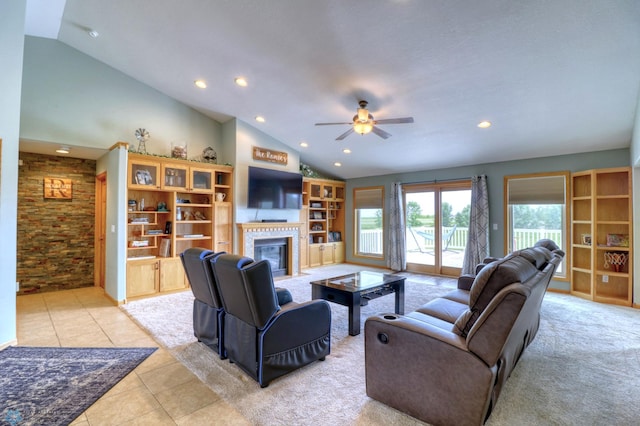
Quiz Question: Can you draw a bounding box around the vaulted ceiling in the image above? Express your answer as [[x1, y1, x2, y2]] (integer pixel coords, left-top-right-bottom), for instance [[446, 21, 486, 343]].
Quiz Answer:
[[25, 0, 640, 179]]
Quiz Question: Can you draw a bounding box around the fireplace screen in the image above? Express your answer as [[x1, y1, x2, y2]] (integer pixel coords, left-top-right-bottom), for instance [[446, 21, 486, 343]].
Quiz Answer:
[[254, 238, 288, 277]]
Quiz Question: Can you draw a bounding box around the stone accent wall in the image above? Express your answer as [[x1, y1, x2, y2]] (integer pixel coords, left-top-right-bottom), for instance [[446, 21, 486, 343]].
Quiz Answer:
[[17, 152, 96, 294]]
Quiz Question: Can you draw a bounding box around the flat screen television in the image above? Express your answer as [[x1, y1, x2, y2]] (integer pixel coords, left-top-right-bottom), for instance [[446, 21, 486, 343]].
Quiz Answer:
[[247, 166, 303, 209]]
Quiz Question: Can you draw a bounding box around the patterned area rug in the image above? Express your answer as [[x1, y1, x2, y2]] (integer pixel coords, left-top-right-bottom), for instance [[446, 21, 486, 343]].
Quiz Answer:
[[0, 346, 156, 426]]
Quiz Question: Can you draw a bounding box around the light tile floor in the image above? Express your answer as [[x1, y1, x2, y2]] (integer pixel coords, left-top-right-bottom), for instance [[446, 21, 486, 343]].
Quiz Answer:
[[16, 287, 251, 425]]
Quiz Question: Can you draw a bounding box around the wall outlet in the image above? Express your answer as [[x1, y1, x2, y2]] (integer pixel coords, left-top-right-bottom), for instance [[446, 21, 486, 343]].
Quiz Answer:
[[602, 275, 609, 283]]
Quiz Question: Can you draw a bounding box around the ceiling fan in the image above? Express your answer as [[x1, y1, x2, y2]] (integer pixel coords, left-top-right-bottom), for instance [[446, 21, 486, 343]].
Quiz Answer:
[[315, 100, 414, 140]]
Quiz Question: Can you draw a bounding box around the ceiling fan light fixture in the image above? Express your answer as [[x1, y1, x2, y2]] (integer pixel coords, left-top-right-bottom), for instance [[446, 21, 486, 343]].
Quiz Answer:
[[357, 108, 369, 122], [354, 121, 373, 135]]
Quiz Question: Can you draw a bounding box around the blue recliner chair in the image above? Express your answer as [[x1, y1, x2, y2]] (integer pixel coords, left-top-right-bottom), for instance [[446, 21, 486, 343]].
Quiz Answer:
[[180, 248, 227, 358], [210, 254, 331, 387]]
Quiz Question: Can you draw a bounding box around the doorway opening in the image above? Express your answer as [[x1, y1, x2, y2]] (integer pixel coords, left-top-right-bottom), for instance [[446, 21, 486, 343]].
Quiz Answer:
[[404, 181, 471, 276]]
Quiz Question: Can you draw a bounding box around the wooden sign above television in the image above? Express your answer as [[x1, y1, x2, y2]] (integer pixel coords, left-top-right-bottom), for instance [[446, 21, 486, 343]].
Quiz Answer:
[[252, 146, 288, 165]]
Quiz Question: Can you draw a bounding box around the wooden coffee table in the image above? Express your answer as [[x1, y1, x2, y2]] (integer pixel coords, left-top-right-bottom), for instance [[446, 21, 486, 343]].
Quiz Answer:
[[310, 271, 405, 336]]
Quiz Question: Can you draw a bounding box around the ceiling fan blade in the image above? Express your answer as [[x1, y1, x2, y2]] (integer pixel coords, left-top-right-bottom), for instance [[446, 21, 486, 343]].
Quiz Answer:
[[373, 117, 414, 125], [336, 128, 355, 140], [372, 126, 392, 139], [315, 122, 353, 126]]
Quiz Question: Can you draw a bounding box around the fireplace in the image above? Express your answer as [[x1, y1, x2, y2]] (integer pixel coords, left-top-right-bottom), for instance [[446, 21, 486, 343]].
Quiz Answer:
[[237, 222, 303, 277], [254, 238, 288, 277]]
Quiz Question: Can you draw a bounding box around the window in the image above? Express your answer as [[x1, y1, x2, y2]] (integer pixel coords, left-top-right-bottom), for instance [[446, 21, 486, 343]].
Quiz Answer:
[[354, 186, 384, 258], [504, 172, 569, 278]]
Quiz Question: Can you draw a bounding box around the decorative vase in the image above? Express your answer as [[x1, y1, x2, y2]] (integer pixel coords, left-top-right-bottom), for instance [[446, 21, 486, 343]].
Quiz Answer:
[[171, 142, 188, 159]]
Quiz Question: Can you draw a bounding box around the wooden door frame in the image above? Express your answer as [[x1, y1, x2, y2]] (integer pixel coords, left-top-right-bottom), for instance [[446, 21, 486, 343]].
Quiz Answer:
[[94, 172, 107, 288]]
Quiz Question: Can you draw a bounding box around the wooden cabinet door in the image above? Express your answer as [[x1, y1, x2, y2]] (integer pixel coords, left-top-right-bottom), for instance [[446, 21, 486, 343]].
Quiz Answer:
[[321, 244, 334, 265], [334, 184, 345, 201], [159, 257, 187, 292], [333, 242, 345, 263], [128, 157, 161, 190], [161, 162, 189, 191], [214, 203, 233, 253], [322, 183, 334, 200], [126, 260, 158, 298], [190, 166, 214, 193], [309, 244, 322, 267], [309, 181, 322, 199]]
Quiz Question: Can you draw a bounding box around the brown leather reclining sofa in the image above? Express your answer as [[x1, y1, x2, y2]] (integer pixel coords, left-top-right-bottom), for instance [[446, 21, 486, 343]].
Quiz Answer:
[[365, 240, 564, 426]]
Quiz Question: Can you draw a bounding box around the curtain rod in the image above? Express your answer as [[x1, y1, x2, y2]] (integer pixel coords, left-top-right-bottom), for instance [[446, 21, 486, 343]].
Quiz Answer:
[[401, 176, 474, 185]]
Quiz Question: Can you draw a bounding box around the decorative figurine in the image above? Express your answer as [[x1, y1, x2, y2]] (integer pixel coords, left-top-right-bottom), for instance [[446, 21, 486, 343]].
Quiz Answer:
[[202, 147, 217, 163], [135, 128, 150, 154]]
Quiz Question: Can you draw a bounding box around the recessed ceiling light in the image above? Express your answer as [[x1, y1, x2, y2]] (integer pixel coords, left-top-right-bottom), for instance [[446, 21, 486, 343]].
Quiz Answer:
[[477, 120, 492, 128], [255, 116, 265, 123], [56, 146, 70, 154], [234, 77, 248, 87], [342, 148, 351, 154], [88, 29, 99, 38], [194, 80, 207, 89], [300, 142, 308, 148], [334, 162, 342, 167]]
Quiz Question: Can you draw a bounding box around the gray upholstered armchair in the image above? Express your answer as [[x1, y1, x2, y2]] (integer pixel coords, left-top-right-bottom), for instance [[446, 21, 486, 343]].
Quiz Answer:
[[179, 248, 226, 358], [211, 254, 331, 387]]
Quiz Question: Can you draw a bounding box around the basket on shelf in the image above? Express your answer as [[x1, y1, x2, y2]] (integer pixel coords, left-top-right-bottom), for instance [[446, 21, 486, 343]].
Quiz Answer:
[[603, 251, 628, 272]]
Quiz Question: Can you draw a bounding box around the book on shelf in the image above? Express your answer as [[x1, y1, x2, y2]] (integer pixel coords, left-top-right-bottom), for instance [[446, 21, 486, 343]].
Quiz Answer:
[[130, 218, 149, 224], [179, 233, 204, 238], [130, 240, 149, 247], [159, 238, 171, 257]]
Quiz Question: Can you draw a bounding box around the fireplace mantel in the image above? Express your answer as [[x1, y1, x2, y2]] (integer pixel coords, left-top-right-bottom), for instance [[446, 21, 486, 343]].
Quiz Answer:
[[237, 222, 303, 276]]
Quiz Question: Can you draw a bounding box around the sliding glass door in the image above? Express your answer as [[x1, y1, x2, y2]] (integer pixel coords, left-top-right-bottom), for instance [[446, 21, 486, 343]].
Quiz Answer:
[[404, 182, 471, 276]]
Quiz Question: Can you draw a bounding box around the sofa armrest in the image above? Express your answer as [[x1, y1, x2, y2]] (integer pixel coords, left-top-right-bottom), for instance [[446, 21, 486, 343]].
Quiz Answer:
[[365, 314, 495, 426], [275, 287, 293, 305], [262, 300, 331, 354], [457, 274, 475, 290]]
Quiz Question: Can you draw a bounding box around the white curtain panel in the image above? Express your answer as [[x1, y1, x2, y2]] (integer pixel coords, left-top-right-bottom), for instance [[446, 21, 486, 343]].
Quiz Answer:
[[387, 182, 406, 271], [462, 175, 490, 274]]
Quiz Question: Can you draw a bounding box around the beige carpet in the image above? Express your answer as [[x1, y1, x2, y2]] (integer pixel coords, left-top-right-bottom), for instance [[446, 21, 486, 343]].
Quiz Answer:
[[122, 265, 640, 425]]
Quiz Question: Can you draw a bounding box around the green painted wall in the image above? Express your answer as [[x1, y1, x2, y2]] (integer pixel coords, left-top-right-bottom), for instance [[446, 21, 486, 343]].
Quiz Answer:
[[345, 148, 631, 291], [21, 36, 224, 161]]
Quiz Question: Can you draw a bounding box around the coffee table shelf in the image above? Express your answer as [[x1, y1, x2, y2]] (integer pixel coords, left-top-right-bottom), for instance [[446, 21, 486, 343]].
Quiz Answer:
[[310, 271, 405, 336]]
